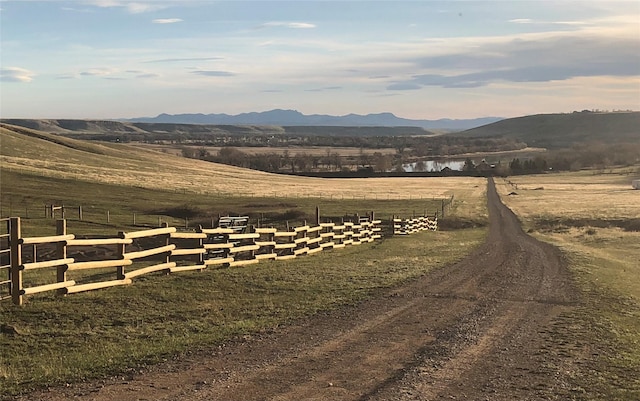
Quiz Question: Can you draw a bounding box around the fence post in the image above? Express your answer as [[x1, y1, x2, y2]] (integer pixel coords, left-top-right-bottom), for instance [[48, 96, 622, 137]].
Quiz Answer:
[[197, 224, 204, 265], [9, 217, 23, 306], [117, 231, 126, 279], [163, 222, 171, 267], [56, 219, 68, 296], [315, 206, 320, 226], [78, 206, 83, 221]]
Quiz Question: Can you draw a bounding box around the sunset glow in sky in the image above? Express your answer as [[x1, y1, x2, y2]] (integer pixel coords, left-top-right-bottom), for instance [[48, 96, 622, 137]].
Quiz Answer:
[[1, 1, 639, 119]]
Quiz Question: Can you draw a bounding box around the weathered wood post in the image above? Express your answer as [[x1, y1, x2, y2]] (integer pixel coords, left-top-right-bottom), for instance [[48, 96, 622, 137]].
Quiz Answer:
[[249, 225, 256, 259], [315, 206, 320, 226], [197, 224, 204, 266], [10, 217, 23, 305], [56, 219, 67, 296], [78, 206, 83, 221], [163, 222, 171, 265], [117, 231, 126, 280]]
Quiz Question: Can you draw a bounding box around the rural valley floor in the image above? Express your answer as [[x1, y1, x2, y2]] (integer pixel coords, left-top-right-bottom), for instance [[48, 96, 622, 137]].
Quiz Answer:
[[16, 179, 604, 401]]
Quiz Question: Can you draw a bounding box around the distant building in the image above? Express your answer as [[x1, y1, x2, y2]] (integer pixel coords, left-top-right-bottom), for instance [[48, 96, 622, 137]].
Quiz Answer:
[[633, 180, 640, 190]]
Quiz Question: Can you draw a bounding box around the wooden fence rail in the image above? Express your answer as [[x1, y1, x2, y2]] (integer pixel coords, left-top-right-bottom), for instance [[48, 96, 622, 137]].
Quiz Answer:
[[4, 213, 387, 305], [393, 215, 438, 235]]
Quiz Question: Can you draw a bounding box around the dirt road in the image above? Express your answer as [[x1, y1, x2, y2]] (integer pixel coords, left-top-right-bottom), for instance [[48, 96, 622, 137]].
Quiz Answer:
[[24, 178, 580, 400]]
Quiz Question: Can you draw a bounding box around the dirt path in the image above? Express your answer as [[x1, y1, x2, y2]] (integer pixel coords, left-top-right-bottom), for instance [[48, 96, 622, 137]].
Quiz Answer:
[[22, 178, 580, 401]]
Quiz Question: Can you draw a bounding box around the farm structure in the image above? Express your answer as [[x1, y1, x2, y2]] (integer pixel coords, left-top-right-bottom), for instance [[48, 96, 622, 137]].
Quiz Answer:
[[633, 179, 640, 190], [1, 212, 437, 305]]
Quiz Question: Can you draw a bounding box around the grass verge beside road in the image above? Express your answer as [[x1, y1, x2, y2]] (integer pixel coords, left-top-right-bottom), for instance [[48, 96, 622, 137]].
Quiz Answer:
[[496, 170, 640, 399], [0, 227, 486, 397]]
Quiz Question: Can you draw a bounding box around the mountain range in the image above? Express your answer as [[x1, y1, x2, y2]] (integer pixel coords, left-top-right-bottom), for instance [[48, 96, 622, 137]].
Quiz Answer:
[[124, 109, 503, 130]]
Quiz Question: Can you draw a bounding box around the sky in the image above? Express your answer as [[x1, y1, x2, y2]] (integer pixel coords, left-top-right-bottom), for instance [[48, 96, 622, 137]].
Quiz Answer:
[[1, 0, 639, 120]]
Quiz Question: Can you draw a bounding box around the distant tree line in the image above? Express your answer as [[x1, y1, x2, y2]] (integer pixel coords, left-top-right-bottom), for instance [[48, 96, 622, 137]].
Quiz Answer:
[[492, 142, 640, 175], [64, 130, 527, 156], [180, 140, 639, 176]]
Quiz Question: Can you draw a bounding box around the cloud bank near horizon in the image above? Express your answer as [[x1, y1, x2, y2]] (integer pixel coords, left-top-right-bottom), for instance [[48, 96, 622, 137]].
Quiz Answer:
[[1, 1, 638, 119]]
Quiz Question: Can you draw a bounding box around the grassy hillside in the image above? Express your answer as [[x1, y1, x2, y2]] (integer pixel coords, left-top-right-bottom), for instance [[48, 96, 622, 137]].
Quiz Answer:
[[0, 124, 489, 396], [456, 111, 639, 149], [0, 123, 482, 200], [0, 119, 434, 139]]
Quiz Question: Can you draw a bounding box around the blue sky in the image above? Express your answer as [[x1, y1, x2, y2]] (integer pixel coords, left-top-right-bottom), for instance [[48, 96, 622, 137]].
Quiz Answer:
[[1, 1, 638, 119]]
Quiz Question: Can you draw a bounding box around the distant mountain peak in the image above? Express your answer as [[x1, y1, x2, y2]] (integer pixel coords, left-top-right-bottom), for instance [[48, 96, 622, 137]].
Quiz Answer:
[[124, 110, 503, 130]]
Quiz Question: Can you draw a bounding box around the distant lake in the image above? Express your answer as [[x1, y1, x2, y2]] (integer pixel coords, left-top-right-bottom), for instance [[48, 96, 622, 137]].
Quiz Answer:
[[402, 160, 465, 172]]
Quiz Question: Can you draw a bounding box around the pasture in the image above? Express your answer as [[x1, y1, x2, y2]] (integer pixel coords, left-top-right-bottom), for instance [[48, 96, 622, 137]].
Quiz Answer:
[[134, 142, 398, 157], [1, 124, 483, 201], [495, 168, 640, 399], [0, 124, 489, 396]]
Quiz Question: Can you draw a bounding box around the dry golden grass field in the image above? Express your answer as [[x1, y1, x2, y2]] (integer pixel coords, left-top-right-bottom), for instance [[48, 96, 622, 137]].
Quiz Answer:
[[496, 169, 640, 398], [495, 169, 639, 220], [0, 124, 484, 201], [135, 142, 398, 157]]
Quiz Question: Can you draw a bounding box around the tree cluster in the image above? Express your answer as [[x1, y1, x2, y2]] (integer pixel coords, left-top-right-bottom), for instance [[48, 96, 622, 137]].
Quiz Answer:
[[494, 142, 640, 175]]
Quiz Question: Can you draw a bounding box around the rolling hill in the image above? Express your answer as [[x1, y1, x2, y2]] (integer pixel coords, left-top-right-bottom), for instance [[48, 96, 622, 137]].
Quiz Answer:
[[0, 119, 436, 139], [0, 123, 471, 199], [455, 111, 640, 149]]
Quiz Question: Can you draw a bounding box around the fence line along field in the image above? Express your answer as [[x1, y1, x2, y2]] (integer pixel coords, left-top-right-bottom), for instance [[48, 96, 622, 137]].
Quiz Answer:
[[4, 209, 436, 305]]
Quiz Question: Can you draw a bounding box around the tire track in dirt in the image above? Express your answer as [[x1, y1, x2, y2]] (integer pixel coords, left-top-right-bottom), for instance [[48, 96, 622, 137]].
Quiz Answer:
[[20, 178, 579, 401]]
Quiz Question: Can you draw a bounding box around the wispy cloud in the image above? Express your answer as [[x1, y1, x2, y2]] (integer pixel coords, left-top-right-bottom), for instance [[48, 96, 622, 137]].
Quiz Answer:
[[86, 1, 169, 14], [125, 70, 160, 79], [145, 57, 223, 63], [191, 70, 236, 77], [509, 18, 533, 24], [260, 21, 316, 29], [136, 73, 160, 79], [509, 18, 587, 26], [80, 68, 116, 77], [385, 31, 640, 90], [0, 67, 35, 83], [152, 18, 183, 24], [305, 86, 342, 92]]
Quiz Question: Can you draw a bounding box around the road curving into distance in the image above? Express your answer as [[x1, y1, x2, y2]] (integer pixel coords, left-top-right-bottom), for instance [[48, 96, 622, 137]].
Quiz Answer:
[[20, 178, 580, 401]]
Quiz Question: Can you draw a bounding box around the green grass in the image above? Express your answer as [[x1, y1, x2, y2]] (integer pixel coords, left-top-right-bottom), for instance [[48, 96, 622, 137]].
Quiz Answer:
[[1, 170, 447, 237], [0, 126, 488, 397], [496, 169, 640, 399], [0, 227, 486, 397], [535, 228, 640, 400], [458, 111, 640, 148]]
